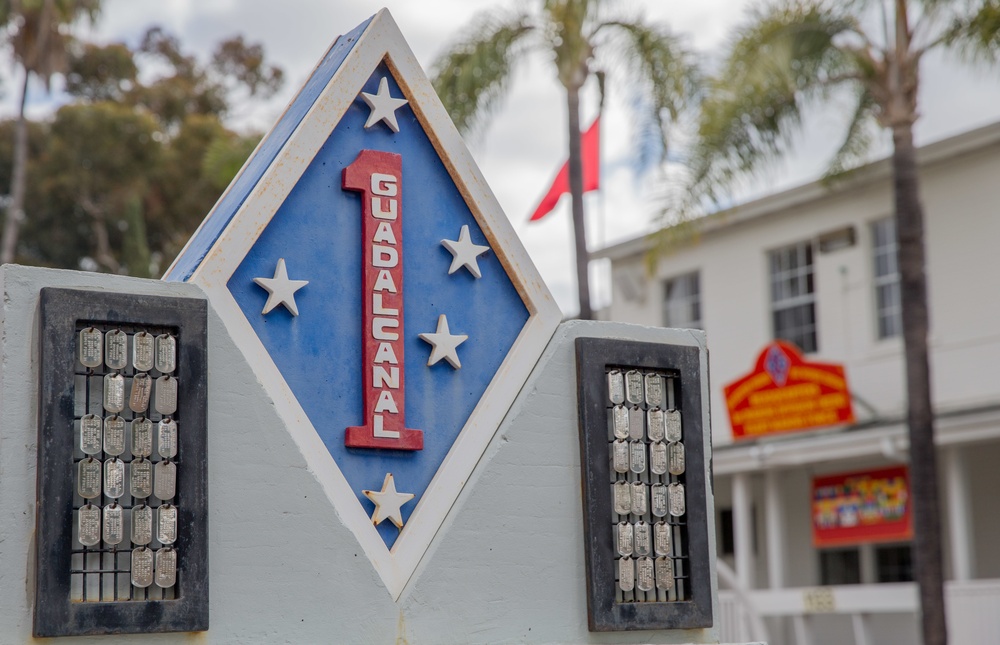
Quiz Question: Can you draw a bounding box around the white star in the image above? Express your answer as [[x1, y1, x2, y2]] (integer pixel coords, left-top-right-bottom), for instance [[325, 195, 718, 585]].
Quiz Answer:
[[441, 225, 490, 279], [360, 76, 408, 132], [252, 258, 309, 316], [363, 473, 414, 529], [418, 314, 468, 369]]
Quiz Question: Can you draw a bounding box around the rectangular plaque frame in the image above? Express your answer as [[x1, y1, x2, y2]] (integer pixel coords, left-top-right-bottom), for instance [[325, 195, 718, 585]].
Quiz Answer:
[[576, 337, 713, 632], [35, 287, 208, 637]]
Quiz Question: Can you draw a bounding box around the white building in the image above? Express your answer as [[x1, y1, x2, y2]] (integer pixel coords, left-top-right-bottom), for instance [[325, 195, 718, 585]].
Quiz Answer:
[[594, 122, 1000, 645]]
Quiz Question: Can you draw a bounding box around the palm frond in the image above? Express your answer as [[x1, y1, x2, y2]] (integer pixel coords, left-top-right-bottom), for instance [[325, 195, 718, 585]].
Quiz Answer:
[[430, 8, 534, 137], [685, 0, 862, 208], [939, 0, 1000, 63], [822, 85, 879, 183], [600, 18, 699, 164]]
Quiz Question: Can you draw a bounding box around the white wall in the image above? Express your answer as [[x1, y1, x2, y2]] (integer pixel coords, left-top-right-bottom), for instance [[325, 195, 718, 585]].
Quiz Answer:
[[0, 266, 724, 644], [607, 132, 1000, 446]]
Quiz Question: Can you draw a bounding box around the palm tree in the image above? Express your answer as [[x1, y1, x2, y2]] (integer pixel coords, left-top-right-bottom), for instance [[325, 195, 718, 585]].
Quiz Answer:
[[0, 0, 100, 265], [683, 2, 1000, 644], [431, 0, 696, 319]]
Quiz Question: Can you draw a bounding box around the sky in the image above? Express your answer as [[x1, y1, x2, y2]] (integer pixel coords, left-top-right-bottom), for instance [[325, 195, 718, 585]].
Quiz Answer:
[[22, 0, 1000, 315]]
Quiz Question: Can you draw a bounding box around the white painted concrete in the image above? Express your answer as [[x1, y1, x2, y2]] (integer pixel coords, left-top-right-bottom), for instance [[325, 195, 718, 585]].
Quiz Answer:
[[1, 266, 734, 644], [763, 470, 785, 590], [732, 473, 754, 591], [944, 446, 974, 581]]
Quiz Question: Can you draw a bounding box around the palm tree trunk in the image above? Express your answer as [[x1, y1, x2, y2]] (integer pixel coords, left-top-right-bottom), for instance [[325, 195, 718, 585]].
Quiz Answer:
[[892, 124, 947, 645], [566, 84, 592, 320], [1, 72, 31, 265]]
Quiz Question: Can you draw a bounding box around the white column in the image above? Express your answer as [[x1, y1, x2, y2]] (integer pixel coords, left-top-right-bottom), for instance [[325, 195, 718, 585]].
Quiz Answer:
[[733, 472, 755, 590], [944, 445, 975, 581], [764, 469, 786, 589], [851, 613, 872, 645]]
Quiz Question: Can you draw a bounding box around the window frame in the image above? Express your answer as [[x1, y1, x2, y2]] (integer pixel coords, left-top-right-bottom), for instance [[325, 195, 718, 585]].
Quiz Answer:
[[662, 271, 702, 330], [871, 216, 902, 340], [768, 241, 818, 353]]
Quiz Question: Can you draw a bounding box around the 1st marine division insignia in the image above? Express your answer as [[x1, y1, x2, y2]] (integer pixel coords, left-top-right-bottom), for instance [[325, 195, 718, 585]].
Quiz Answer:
[[165, 10, 560, 599]]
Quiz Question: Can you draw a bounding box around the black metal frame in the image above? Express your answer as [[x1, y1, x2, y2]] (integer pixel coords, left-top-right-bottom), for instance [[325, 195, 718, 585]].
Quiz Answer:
[[575, 337, 713, 632], [35, 287, 209, 637]]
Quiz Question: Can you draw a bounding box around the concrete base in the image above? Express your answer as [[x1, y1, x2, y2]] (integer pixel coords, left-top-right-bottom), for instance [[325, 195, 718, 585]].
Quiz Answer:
[[0, 265, 757, 643]]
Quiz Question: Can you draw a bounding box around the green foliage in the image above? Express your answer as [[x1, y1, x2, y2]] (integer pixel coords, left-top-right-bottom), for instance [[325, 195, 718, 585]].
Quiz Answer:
[[65, 42, 137, 101], [431, 0, 696, 158], [430, 8, 533, 137], [679, 0, 1000, 216], [6, 27, 284, 275]]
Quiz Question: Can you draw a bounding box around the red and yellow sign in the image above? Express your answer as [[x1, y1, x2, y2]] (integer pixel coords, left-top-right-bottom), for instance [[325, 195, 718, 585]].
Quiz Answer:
[[724, 341, 854, 440], [812, 466, 912, 547]]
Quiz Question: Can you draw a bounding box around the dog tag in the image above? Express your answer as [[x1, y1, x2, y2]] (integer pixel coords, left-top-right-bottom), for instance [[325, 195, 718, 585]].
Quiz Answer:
[[157, 503, 177, 545], [131, 417, 152, 457], [629, 441, 646, 474], [612, 405, 629, 439], [654, 522, 672, 556], [628, 406, 644, 441], [158, 418, 178, 459], [103, 373, 125, 413], [613, 482, 631, 516], [647, 408, 665, 442], [129, 372, 152, 413], [80, 414, 102, 455], [650, 441, 668, 475], [668, 482, 685, 517], [644, 373, 664, 408], [607, 370, 624, 404], [132, 331, 154, 372], [103, 503, 124, 545], [155, 334, 176, 374], [154, 375, 178, 415], [78, 503, 101, 546], [669, 442, 686, 475], [634, 520, 651, 557], [78, 327, 103, 368], [637, 556, 655, 592], [651, 483, 669, 517], [665, 409, 682, 443], [617, 522, 634, 557], [618, 557, 634, 592], [131, 457, 152, 499], [655, 556, 675, 590], [103, 415, 125, 456], [133, 503, 153, 545], [105, 329, 127, 370], [155, 548, 177, 588], [625, 370, 644, 405], [78, 457, 102, 499], [132, 547, 154, 588], [154, 460, 176, 500], [631, 482, 648, 516], [612, 440, 629, 474], [104, 457, 125, 498]]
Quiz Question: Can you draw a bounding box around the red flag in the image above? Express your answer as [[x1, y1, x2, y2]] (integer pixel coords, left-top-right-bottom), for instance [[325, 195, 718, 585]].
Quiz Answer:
[[529, 115, 600, 222]]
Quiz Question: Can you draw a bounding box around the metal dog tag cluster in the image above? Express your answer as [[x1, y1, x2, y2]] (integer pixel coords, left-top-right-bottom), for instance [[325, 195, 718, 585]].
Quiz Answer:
[[607, 369, 686, 600], [75, 326, 180, 594]]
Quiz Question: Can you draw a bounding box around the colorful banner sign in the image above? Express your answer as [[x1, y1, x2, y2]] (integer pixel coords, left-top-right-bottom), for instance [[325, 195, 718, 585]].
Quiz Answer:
[[812, 466, 912, 547], [723, 341, 854, 440]]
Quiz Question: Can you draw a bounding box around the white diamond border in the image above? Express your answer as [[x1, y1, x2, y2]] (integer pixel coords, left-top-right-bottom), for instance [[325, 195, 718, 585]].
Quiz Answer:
[[174, 9, 561, 600]]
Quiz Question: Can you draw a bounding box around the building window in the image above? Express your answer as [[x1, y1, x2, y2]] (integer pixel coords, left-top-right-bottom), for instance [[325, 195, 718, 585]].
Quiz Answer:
[[769, 241, 817, 353], [819, 548, 861, 585], [663, 272, 702, 329], [872, 217, 902, 339], [875, 544, 913, 583]]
